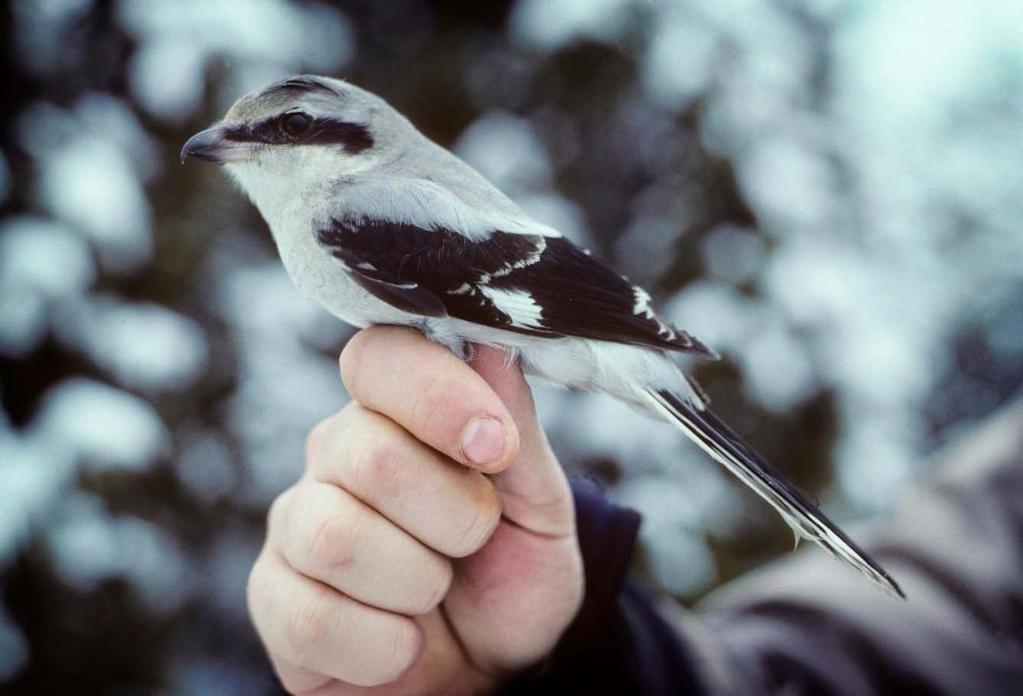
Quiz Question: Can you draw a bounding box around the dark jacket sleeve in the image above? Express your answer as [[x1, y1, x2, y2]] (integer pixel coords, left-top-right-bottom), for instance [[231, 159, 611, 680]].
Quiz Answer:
[[695, 399, 1023, 695], [503, 399, 1023, 696], [499, 479, 705, 695]]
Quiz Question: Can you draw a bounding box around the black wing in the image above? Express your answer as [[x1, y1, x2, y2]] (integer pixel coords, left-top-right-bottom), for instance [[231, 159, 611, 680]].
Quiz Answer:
[[317, 217, 716, 357]]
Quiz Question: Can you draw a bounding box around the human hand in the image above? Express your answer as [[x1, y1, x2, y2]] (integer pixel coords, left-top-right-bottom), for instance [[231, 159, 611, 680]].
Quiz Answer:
[[247, 326, 584, 694]]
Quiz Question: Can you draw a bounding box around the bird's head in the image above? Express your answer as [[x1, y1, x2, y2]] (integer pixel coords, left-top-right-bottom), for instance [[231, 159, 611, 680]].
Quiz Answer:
[[181, 75, 404, 212]]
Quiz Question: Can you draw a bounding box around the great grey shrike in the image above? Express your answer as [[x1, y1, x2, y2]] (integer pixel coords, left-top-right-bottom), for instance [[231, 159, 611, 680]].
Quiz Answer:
[[182, 75, 903, 597]]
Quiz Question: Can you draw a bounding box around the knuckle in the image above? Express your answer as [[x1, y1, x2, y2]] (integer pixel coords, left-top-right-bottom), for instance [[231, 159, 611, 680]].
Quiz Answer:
[[267, 496, 285, 532], [306, 405, 363, 481], [449, 481, 502, 557], [345, 618, 423, 688], [245, 553, 269, 617], [347, 436, 403, 497], [287, 587, 338, 663], [382, 620, 423, 683], [267, 488, 293, 536], [339, 330, 374, 397], [277, 671, 333, 696], [408, 371, 440, 425], [306, 507, 357, 573], [410, 371, 458, 444], [412, 558, 453, 615], [304, 417, 334, 464]]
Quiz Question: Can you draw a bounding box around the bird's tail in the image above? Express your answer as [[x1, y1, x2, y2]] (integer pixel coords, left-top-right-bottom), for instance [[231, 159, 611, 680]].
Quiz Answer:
[[643, 388, 904, 598]]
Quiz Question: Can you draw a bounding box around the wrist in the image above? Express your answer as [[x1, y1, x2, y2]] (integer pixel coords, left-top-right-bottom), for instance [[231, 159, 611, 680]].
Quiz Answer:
[[498, 479, 640, 691]]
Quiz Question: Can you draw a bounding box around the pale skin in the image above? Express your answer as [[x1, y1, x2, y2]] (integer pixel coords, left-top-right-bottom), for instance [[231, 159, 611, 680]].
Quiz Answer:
[[247, 326, 585, 694]]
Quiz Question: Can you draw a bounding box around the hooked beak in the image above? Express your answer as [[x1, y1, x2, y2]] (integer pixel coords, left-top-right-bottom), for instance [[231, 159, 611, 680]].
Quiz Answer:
[[180, 125, 253, 164]]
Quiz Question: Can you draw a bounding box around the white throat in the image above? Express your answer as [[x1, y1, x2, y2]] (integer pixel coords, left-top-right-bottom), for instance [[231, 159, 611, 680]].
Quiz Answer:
[[228, 164, 302, 235]]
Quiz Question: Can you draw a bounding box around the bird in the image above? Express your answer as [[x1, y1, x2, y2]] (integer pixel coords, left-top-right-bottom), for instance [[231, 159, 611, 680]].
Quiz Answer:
[[182, 74, 903, 598]]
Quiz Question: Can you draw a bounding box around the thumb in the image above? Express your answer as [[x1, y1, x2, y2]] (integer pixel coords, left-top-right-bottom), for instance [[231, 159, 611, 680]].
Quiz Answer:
[[469, 345, 575, 538]]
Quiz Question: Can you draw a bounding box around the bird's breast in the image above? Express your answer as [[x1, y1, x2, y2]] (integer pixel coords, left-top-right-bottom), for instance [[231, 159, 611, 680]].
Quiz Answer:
[[270, 217, 412, 329]]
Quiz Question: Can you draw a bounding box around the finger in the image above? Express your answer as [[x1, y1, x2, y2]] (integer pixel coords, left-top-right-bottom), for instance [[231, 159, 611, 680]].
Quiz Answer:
[[469, 345, 575, 538], [248, 548, 423, 688], [340, 327, 519, 473], [274, 480, 453, 616], [309, 405, 503, 558]]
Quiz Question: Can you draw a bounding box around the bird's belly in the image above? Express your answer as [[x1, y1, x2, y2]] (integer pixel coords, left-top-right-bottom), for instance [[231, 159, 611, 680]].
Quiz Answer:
[[428, 317, 684, 404]]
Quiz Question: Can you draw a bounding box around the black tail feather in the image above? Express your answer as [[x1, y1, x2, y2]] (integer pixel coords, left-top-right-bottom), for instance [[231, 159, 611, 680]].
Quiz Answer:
[[645, 388, 904, 599]]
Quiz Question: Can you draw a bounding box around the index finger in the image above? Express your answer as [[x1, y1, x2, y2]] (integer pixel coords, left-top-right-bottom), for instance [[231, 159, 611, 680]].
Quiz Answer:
[[339, 326, 520, 472]]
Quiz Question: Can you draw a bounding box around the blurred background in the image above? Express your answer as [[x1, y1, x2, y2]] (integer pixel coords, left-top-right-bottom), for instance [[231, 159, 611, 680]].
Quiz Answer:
[[1, 0, 1021, 692]]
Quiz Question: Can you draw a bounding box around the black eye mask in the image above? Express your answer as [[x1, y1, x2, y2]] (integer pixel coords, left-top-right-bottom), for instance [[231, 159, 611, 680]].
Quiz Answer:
[[225, 114, 374, 154]]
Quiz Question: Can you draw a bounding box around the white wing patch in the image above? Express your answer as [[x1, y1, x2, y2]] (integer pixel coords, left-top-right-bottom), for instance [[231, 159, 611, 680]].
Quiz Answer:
[[632, 286, 678, 340], [479, 287, 545, 329], [633, 286, 655, 318], [491, 237, 547, 278]]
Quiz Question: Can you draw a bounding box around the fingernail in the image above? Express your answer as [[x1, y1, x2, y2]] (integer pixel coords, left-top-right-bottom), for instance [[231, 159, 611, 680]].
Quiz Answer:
[[461, 417, 505, 466]]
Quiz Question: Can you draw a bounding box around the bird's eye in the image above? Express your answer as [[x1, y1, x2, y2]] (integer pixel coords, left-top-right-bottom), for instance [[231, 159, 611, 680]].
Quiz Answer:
[[279, 112, 312, 138]]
